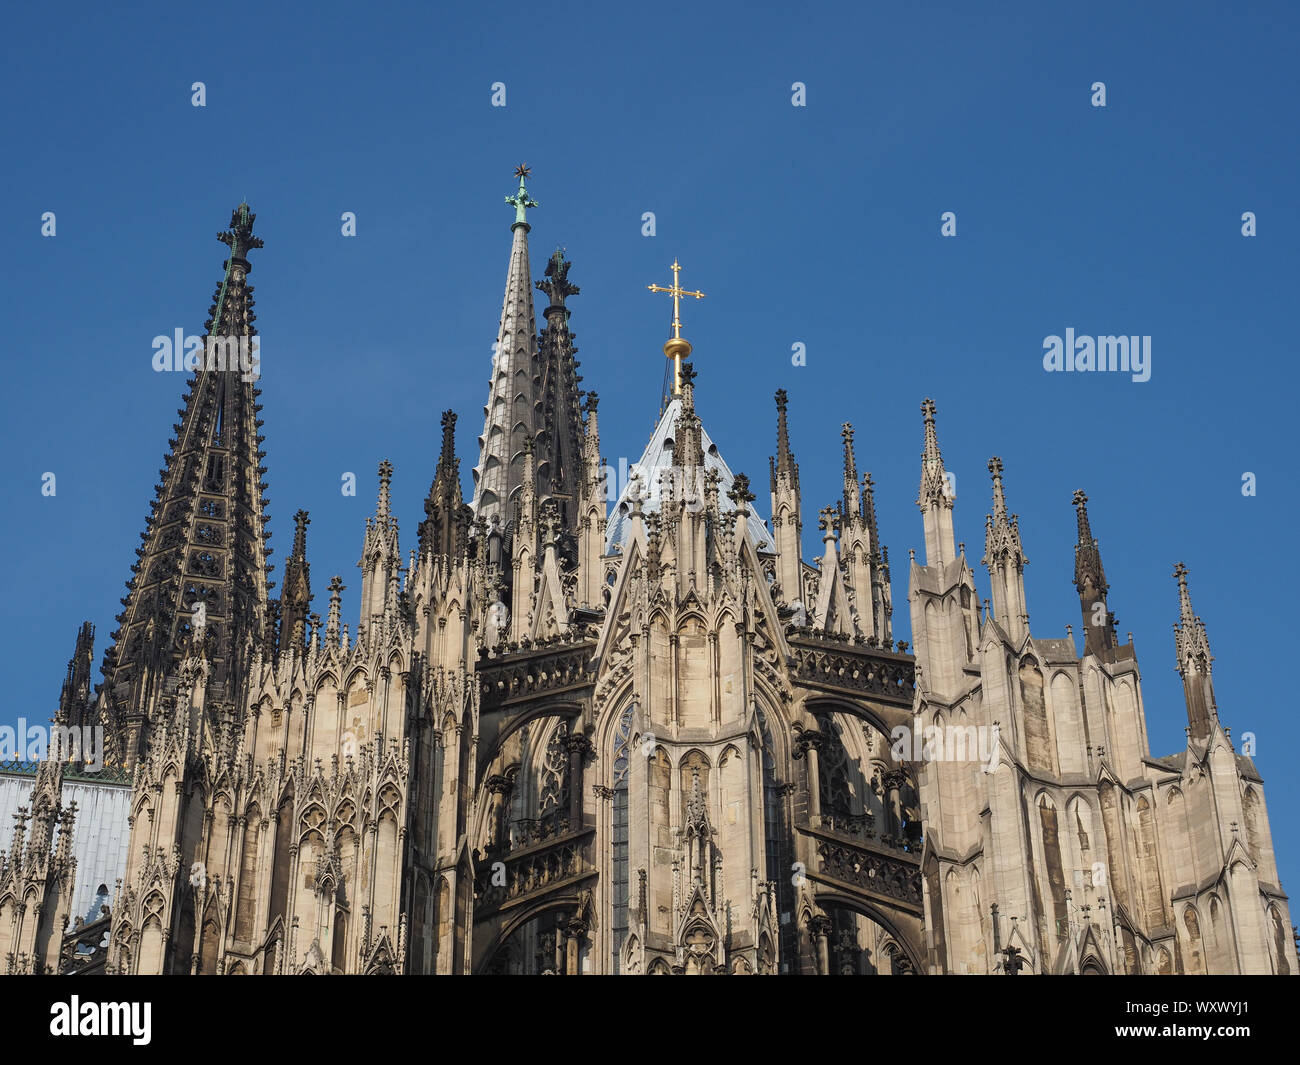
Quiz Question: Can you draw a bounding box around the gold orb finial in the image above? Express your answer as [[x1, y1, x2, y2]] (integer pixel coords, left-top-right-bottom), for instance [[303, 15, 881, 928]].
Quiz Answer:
[[647, 259, 706, 395]]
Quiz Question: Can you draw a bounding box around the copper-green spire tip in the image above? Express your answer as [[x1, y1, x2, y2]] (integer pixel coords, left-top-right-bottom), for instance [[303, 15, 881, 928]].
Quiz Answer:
[[505, 163, 539, 228]]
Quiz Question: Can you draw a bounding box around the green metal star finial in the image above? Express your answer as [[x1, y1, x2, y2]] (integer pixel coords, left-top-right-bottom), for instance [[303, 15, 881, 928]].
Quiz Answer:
[[506, 163, 539, 227]]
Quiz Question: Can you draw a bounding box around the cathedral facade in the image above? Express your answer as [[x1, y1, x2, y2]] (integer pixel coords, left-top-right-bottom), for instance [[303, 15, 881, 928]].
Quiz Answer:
[[3, 172, 1294, 975]]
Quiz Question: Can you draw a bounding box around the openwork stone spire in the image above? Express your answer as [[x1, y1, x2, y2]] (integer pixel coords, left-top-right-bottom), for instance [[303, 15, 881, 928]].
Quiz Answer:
[[472, 166, 542, 529], [100, 203, 271, 770]]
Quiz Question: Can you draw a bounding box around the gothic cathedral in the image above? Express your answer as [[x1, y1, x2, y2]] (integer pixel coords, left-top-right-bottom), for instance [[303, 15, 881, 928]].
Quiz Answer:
[[3, 170, 1294, 975]]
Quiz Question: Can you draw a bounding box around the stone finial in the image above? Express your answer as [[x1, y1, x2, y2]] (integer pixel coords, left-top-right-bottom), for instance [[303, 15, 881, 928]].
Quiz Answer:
[[376, 460, 394, 521], [727, 473, 755, 510]]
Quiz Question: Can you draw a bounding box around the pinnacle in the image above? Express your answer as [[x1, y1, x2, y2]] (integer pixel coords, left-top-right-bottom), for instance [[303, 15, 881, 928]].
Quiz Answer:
[[841, 422, 860, 515], [376, 460, 394, 523], [1173, 561, 1213, 674], [727, 473, 755, 509], [983, 456, 1025, 567], [917, 397, 949, 509], [1073, 489, 1107, 598], [773, 388, 797, 483], [292, 510, 311, 557]]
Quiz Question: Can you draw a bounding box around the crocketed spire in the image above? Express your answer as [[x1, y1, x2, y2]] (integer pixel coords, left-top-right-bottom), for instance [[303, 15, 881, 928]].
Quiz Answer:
[[100, 203, 272, 771], [420, 411, 470, 559], [472, 166, 542, 529], [983, 457, 1026, 567], [1072, 490, 1117, 659], [916, 398, 956, 567], [982, 457, 1028, 643], [1173, 562, 1217, 740], [917, 398, 949, 509]]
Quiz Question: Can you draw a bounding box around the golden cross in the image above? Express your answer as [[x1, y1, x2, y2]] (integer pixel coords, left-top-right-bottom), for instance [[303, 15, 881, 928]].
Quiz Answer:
[[647, 259, 706, 394], [647, 259, 706, 340]]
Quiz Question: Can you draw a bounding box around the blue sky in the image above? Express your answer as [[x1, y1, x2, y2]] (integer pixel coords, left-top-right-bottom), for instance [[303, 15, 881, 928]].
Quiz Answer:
[[4, 3, 1298, 893]]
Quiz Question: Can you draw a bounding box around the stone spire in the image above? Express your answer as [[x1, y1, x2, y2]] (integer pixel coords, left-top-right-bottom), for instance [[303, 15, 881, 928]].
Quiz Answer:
[[916, 398, 955, 567], [838, 424, 874, 639], [841, 423, 860, 516], [325, 577, 345, 647], [674, 362, 704, 472], [772, 389, 797, 490], [58, 621, 96, 729], [420, 411, 470, 559], [360, 461, 401, 622], [576, 391, 607, 609], [1174, 562, 1217, 741], [1073, 490, 1117, 660], [862, 473, 881, 562], [983, 459, 1025, 565], [863, 471, 892, 643], [983, 458, 1028, 643], [100, 203, 271, 771], [472, 165, 541, 529], [376, 458, 393, 522], [509, 435, 540, 642], [534, 247, 585, 536], [769, 389, 803, 605], [279, 509, 313, 654]]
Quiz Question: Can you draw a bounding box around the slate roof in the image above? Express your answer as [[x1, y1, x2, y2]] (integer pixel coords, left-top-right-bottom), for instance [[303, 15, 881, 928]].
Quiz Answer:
[[604, 397, 773, 555]]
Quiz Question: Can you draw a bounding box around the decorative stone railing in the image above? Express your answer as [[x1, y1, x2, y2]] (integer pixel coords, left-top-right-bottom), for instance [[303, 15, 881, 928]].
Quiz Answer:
[[787, 634, 915, 707], [474, 821, 595, 918], [476, 640, 597, 712], [797, 819, 924, 914]]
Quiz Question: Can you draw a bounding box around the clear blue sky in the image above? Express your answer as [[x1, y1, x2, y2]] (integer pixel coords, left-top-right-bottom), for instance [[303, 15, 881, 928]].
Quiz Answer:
[[4, 2, 1297, 894]]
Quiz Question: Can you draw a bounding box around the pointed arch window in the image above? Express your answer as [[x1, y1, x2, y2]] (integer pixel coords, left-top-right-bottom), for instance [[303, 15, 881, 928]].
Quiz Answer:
[[816, 713, 853, 817], [610, 703, 634, 974], [538, 721, 570, 826], [758, 704, 796, 970]]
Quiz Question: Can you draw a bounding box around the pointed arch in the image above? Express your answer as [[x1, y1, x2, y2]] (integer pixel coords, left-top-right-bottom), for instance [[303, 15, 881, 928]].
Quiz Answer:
[[171, 890, 196, 975], [197, 901, 221, 974], [1268, 904, 1291, 975], [1019, 655, 1058, 775], [1181, 903, 1206, 974], [1242, 786, 1263, 860], [609, 701, 635, 974], [1036, 792, 1068, 951], [233, 811, 261, 943], [266, 785, 295, 932], [1134, 793, 1166, 931]]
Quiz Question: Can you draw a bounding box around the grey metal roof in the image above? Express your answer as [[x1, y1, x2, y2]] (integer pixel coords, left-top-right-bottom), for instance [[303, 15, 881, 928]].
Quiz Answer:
[[604, 397, 772, 555]]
